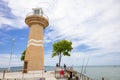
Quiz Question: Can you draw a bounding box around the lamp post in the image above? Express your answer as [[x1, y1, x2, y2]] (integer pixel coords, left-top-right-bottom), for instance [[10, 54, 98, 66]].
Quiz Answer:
[[8, 39, 15, 71]]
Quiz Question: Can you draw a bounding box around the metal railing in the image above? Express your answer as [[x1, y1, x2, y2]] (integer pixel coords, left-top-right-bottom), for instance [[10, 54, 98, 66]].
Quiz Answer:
[[54, 66, 93, 80], [26, 12, 49, 21], [78, 72, 93, 80]]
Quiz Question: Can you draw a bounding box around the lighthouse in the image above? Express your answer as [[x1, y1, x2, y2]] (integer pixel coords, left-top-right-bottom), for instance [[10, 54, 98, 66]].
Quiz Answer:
[[24, 8, 49, 72]]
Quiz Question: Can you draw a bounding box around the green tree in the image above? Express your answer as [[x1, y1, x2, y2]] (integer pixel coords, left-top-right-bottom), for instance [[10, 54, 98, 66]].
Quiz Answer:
[[52, 40, 73, 66], [21, 50, 26, 61]]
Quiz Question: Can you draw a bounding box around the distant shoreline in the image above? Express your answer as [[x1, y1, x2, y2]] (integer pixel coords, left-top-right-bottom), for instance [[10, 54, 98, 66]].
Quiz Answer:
[[0, 65, 120, 68], [0, 65, 120, 72]]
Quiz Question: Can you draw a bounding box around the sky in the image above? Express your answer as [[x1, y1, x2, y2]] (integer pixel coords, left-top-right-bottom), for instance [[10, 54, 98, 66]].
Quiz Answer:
[[0, 0, 120, 67]]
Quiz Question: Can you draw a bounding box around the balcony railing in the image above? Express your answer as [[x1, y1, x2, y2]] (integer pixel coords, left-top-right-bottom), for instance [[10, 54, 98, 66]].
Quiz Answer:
[[26, 12, 49, 21]]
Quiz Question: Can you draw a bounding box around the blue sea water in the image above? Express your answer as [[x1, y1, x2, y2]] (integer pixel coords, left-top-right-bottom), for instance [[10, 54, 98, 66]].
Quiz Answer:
[[73, 66, 120, 80], [0, 66, 120, 80]]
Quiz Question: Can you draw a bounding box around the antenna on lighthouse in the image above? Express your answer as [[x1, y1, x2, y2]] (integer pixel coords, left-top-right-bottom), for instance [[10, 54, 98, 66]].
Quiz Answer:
[[32, 8, 43, 15]]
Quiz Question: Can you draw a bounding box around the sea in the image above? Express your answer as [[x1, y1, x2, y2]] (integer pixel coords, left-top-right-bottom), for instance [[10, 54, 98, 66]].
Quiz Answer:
[[0, 66, 120, 80]]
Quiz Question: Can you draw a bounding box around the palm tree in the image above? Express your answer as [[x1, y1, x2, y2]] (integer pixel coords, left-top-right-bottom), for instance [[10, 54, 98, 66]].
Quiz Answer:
[[52, 40, 73, 66]]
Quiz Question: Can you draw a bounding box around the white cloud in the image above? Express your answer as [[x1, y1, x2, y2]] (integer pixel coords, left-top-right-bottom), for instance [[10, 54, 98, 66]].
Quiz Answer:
[[0, 0, 120, 66], [0, 53, 23, 68], [45, 51, 120, 66], [44, 51, 88, 66]]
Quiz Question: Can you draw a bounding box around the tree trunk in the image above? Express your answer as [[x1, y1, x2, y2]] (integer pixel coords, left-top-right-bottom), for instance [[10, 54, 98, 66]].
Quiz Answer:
[[58, 54, 62, 67]]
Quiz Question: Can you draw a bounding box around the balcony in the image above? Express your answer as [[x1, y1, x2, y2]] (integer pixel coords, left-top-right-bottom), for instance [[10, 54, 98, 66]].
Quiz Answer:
[[26, 8, 49, 21]]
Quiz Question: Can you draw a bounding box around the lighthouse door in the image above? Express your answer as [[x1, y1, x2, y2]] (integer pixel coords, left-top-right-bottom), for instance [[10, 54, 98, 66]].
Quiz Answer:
[[23, 61, 28, 73]]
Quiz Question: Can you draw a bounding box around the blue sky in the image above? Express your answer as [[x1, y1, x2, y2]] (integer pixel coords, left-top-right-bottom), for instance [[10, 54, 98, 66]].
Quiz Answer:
[[0, 0, 120, 67]]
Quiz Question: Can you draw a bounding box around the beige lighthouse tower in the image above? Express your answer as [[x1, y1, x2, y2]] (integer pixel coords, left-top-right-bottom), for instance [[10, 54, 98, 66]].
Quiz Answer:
[[24, 8, 48, 72]]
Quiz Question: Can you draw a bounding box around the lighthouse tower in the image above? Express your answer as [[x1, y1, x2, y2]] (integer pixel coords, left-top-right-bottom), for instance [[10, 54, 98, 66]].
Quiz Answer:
[[24, 8, 49, 72]]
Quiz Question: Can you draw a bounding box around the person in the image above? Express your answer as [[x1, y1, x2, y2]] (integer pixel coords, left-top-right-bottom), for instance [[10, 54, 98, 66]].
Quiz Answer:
[[64, 64, 66, 71], [72, 74, 76, 80], [70, 72, 72, 79], [56, 63, 59, 67], [102, 77, 104, 80], [67, 71, 70, 80], [60, 69, 64, 78], [76, 76, 79, 80]]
